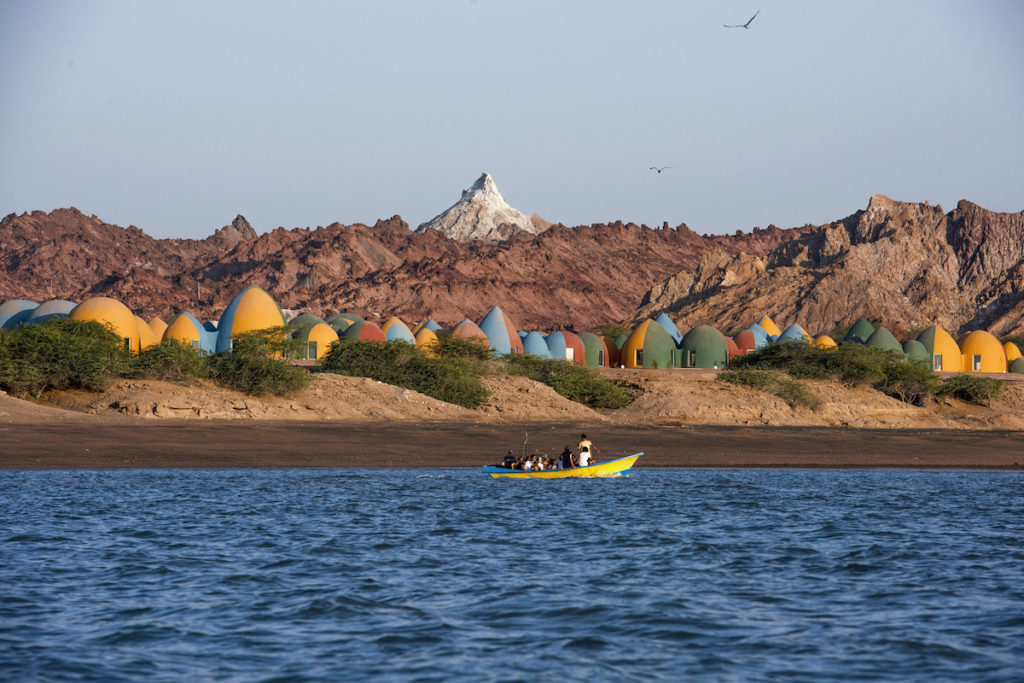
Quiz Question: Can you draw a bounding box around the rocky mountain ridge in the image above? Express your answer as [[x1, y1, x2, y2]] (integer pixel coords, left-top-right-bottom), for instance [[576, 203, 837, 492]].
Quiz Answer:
[[2, 195, 1023, 335]]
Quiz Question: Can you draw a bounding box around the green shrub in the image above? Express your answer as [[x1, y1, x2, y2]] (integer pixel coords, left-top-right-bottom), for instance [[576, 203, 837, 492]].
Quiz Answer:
[[0, 318, 130, 396], [321, 340, 489, 408], [131, 339, 210, 382], [937, 374, 1005, 406], [720, 367, 819, 409], [430, 335, 492, 360], [729, 340, 946, 406], [230, 325, 308, 359], [775, 378, 822, 410], [205, 326, 311, 396], [503, 354, 631, 409], [876, 357, 940, 405], [207, 352, 311, 396], [719, 367, 776, 388]]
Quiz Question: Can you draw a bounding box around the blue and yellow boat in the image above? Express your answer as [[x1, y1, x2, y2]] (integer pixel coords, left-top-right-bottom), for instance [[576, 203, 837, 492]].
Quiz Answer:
[[482, 453, 642, 479]]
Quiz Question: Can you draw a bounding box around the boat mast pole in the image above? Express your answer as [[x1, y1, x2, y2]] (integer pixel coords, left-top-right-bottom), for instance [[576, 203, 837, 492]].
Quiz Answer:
[[523, 432, 528, 460]]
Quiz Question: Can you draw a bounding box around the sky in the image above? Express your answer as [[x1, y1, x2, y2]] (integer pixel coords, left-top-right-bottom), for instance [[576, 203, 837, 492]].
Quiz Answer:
[[1, 1, 1022, 239]]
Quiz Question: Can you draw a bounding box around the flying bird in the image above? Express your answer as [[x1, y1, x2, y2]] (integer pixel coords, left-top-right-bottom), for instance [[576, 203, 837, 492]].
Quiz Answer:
[[649, 166, 673, 174], [724, 9, 760, 29]]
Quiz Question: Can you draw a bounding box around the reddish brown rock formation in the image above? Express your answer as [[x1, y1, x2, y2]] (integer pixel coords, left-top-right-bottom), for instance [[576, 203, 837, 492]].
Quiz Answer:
[[1, 208, 777, 329], [3, 195, 1021, 335]]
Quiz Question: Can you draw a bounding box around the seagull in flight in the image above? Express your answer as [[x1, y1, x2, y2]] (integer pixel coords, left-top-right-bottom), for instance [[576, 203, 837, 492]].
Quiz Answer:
[[724, 9, 760, 29], [649, 166, 673, 174]]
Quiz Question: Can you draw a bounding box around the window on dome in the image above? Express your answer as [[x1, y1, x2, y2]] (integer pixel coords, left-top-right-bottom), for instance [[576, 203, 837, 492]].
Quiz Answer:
[[932, 354, 942, 371], [973, 354, 982, 371]]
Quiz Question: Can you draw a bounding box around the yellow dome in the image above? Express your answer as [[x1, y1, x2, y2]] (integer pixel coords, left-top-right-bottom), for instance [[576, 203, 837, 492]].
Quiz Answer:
[[758, 315, 782, 337], [149, 317, 168, 338], [916, 325, 962, 372], [304, 322, 339, 360], [70, 297, 141, 354], [163, 312, 204, 348], [217, 286, 286, 353], [620, 320, 653, 369], [960, 330, 1007, 373], [136, 315, 159, 351], [1003, 341, 1022, 363], [414, 327, 440, 357], [814, 335, 837, 349]]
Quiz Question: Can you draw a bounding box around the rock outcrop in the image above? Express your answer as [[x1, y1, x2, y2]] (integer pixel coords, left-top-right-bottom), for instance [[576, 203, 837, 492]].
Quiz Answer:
[[416, 172, 551, 242], [635, 195, 1024, 336]]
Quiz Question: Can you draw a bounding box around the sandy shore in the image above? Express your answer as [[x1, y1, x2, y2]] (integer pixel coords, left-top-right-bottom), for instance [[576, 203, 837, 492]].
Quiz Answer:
[[3, 421, 1024, 470]]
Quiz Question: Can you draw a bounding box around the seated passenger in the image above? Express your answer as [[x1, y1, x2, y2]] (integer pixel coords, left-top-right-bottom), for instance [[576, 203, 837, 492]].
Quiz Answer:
[[560, 446, 575, 470]]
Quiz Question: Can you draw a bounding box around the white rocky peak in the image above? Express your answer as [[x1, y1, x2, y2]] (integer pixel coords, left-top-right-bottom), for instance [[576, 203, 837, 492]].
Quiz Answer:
[[417, 172, 550, 243]]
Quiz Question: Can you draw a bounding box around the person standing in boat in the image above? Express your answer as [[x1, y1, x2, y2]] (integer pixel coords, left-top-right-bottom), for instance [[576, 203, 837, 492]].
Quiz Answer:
[[577, 434, 598, 466], [560, 446, 575, 470], [503, 450, 516, 468]]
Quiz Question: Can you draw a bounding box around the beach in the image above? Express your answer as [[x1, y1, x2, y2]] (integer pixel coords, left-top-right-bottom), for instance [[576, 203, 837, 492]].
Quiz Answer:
[[4, 420, 1024, 470]]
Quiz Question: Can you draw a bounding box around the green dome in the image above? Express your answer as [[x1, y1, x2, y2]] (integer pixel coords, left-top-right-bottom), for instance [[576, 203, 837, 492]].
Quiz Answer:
[[902, 339, 929, 364], [289, 313, 324, 328], [681, 325, 729, 369], [865, 326, 903, 354], [1011, 358, 1024, 374], [843, 318, 875, 344]]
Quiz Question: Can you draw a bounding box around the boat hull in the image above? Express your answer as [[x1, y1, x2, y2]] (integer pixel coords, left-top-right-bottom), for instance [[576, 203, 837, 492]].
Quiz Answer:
[[482, 453, 642, 479]]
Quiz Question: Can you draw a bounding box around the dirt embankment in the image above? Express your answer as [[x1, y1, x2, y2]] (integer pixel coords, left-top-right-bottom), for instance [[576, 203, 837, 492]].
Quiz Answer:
[[6, 368, 1024, 432]]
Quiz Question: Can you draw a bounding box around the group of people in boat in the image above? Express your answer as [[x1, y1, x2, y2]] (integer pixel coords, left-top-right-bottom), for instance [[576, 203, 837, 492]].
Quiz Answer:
[[498, 434, 600, 470]]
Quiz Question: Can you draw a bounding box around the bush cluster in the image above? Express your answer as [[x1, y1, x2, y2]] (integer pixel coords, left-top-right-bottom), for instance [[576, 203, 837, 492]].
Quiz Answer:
[[0, 320, 310, 398], [320, 340, 490, 408], [728, 340, 1003, 406], [503, 354, 631, 409], [936, 374, 1004, 406], [719, 368, 821, 409], [0, 318, 130, 395]]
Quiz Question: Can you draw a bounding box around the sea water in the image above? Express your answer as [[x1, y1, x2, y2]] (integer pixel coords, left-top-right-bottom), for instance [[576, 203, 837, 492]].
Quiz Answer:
[[1, 468, 1022, 681]]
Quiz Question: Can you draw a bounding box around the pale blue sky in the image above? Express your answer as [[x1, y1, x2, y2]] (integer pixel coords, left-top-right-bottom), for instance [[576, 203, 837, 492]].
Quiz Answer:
[[1, 1, 1021, 239]]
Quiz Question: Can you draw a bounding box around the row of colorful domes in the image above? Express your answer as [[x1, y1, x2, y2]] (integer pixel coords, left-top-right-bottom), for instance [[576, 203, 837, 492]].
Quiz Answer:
[[3, 291, 1020, 373], [0, 289, 610, 364], [0, 288, 289, 355], [619, 313, 1022, 373]]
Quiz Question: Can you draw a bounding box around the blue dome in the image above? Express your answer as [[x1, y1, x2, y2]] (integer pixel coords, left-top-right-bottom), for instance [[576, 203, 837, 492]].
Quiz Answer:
[[27, 299, 76, 324], [522, 331, 551, 358], [778, 324, 808, 343], [654, 313, 683, 344], [746, 324, 769, 349], [384, 320, 415, 343], [0, 300, 38, 329]]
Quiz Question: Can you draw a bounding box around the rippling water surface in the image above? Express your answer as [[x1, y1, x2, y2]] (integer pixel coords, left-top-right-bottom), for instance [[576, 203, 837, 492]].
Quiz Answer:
[[1, 468, 1023, 681]]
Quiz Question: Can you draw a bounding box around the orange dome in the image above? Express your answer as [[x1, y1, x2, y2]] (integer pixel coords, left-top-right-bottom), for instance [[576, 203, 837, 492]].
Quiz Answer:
[[815, 335, 838, 349], [149, 317, 168, 338], [960, 330, 1007, 373], [70, 297, 141, 354], [135, 315, 159, 351], [414, 327, 440, 357]]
